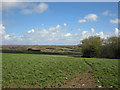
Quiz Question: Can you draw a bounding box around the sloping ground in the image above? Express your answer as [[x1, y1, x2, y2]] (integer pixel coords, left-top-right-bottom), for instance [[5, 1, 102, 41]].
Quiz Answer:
[[61, 62, 102, 88], [61, 58, 119, 88], [85, 58, 119, 88], [2, 53, 89, 88], [2, 53, 118, 88]]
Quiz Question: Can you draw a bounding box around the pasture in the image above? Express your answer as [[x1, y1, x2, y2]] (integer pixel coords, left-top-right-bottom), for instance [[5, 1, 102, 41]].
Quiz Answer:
[[85, 58, 119, 88], [2, 53, 119, 88], [2, 53, 89, 88], [2, 45, 81, 55]]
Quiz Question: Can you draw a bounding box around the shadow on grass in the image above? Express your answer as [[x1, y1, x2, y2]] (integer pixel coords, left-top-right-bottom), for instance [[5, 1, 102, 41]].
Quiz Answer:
[[2, 50, 118, 59]]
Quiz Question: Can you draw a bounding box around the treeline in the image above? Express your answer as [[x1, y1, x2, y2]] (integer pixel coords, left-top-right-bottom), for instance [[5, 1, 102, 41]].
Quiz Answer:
[[80, 36, 120, 59]]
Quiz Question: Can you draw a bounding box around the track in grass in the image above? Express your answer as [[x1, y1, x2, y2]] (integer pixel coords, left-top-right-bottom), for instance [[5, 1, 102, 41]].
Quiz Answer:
[[60, 65, 102, 88], [85, 58, 119, 88], [2, 53, 119, 88]]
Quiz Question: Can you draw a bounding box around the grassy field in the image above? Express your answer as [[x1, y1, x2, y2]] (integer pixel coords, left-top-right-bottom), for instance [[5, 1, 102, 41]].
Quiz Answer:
[[2, 53, 89, 88], [85, 58, 119, 88], [2, 53, 119, 88]]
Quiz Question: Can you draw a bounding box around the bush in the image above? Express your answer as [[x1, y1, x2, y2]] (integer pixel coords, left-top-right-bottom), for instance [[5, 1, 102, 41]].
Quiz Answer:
[[81, 36, 120, 59]]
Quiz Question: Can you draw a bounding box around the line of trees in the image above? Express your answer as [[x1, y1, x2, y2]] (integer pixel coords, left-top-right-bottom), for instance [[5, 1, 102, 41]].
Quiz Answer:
[[80, 36, 120, 59]]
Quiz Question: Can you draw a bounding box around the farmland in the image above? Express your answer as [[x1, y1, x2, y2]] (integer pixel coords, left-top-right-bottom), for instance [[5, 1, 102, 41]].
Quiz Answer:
[[2, 45, 81, 55], [85, 58, 119, 88], [2, 53, 89, 88], [2, 52, 120, 88]]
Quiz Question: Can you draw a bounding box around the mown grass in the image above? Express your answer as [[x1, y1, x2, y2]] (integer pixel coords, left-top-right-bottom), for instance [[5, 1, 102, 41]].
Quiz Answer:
[[85, 58, 119, 88], [2, 53, 89, 88]]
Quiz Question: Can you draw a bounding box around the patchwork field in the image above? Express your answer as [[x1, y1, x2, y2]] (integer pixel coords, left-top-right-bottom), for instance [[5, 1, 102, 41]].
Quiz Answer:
[[2, 45, 82, 55], [2, 53, 119, 88]]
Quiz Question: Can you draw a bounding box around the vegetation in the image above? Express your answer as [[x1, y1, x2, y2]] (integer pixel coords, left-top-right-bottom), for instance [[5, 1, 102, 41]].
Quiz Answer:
[[2, 36, 120, 88], [85, 58, 119, 88], [81, 36, 103, 58], [2, 53, 89, 88], [81, 36, 120, 58], [2, 53, 119, 88], [2, 45, 81, 55], [100, 36, 120, 58]]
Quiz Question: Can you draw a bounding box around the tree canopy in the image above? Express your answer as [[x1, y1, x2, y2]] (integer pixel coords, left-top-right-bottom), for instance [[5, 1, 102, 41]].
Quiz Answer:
[[81, 36, 120, 59]]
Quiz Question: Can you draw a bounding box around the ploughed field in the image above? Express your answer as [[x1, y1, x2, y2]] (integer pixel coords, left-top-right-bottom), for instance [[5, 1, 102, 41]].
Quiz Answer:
[[2, 53, 119, 88]]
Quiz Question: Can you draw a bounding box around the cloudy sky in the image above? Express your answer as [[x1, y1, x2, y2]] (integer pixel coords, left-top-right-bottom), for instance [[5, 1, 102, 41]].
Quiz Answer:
[[0, 2, 120, 45]]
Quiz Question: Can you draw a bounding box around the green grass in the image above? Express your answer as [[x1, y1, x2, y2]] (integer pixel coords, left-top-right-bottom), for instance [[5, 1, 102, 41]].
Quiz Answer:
[[85, 58, 119, 88], [2, 53, 89, 88], [2, 53, 119, 88]]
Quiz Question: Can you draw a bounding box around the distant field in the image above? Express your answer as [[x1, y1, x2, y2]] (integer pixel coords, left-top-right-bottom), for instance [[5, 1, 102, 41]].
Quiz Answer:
[[2, 53, 119, 88], [2, 45, 82, 55], [2, 53, 89, 88]]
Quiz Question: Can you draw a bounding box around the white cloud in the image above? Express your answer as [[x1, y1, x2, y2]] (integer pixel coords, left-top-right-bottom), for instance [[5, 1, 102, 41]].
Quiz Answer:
[[91, 28, 95, 33], [36, 3, 48, 13], [82, 31, 88, 35], [0, 24, 13, 41], [102, 10, 116, 17], [2, 25, 5, 30], [22, 3, 48, 14], [49, 27, 56, 31], [4, 34, 10, 40], [96, 32, 105, 38], [115, 28, 120, 36], [109, 14, 116, 17], [78, 19, 86, 23], [96, 33, 99, 36], [1, 24, 118, 45], [2, 2, 29, 11], [49, 38, 52, 41], [28, 29, 35, 33], [42, 29, 49, 34], [102, 10, 109, 16], [78, 14, 98, 23], [41, 24, 44, 26], [52, 32, 56, 35], [65, 33, 71, 37], [64, 23, 67, 26], [84, 14, 98, 21], [2, 2, 48, 14], [56, 24, 61, 29], [110, 19, 120, 24], [99, 32, 104, 38], [0, 24, 6, 34]]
